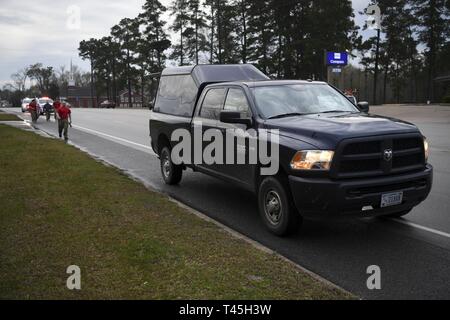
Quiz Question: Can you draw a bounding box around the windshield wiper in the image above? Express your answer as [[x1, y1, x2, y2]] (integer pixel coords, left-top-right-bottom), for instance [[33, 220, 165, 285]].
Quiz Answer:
[[268, 113, 307, 120]]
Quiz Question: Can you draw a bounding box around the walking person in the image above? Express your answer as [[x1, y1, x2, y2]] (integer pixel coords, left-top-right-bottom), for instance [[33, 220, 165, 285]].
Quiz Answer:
[[43, 101, 52, 122], [28, 98, 39, 123], [56, 102, 72, 142], [53, 99, 61, 122]]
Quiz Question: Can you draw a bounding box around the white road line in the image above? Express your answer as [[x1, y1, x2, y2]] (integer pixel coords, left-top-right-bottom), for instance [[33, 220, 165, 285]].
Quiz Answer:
[[392, 219, 450, 239], [71, 124, 156, 156]]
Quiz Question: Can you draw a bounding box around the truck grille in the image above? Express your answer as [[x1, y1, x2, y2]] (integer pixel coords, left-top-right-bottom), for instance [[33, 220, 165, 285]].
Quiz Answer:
[[332, 134, 425, 179]]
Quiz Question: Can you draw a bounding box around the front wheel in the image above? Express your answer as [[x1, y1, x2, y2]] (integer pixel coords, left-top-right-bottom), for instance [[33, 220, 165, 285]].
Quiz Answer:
[[160, 146, 182, 185], [258, 176, 302, 237]]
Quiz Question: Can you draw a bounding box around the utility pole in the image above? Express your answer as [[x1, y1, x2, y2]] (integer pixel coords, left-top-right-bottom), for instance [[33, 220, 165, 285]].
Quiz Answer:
[[90, 58, 95, 108], [366, 4, 382, 105], [373, 28, 381, 105]]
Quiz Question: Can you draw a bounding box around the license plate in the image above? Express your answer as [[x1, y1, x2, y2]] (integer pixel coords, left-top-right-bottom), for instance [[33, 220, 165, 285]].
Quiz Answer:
[[381, 192, 403, 208]]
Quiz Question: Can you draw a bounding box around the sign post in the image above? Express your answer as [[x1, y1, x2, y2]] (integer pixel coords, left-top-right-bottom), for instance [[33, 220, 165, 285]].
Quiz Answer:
[[325, 51, 348, 87]]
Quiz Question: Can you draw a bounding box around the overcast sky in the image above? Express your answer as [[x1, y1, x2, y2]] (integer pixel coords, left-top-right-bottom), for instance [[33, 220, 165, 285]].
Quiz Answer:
[[0, 0, 371, 87]]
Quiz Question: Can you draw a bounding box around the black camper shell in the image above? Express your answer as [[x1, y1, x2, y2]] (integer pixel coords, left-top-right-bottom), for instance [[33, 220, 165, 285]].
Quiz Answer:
[[153, 64, 269, 117]]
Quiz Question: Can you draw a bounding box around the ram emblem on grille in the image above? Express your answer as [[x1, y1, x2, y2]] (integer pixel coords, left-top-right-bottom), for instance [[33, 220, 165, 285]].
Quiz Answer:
[[383, 149, 393, 162]]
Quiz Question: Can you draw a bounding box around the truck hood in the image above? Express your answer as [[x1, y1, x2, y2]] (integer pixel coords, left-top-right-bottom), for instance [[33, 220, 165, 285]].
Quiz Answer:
[[264, 113, 420, 149]]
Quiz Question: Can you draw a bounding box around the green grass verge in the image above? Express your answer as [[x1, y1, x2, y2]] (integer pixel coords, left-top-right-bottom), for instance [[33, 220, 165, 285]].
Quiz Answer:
[[0, 125, 353, 300], [0, 112, 21, 121]]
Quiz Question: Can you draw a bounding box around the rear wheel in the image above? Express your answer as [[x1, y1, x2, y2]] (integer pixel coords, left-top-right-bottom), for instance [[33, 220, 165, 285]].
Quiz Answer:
[[160, 146, 182, 185], [258, 176, 302, 236]]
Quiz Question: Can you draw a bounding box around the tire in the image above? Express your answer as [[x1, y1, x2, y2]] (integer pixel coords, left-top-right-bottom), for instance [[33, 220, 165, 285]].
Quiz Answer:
[[160, 146, 182, 185], [258, 176, 302, 236], [386, 209, 413, 218]]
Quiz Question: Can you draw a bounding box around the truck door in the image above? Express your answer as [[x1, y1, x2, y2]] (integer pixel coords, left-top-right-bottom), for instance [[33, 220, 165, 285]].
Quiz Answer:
[[216, 88, 256, 187], [192, 88, 227, 175]]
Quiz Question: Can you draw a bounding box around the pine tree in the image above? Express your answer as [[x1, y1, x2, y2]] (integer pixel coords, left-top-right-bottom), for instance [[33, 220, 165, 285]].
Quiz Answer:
[[78, 38, 99, 107], [307, 0, 359, 80], [140, 0, 171, 71], [102, 36, 121, 104], [271, 0, 296, 78], [247, 0, 275, 74], [204, 0, 216, 63], [170, 0, 190, 65], [365, 1, 422, 103], [410, 0, 450, 101], [186, 0, 209, 64], [232, 0, 250, 63], [205, 0, 239, 64], [111, 18, 141, 108]]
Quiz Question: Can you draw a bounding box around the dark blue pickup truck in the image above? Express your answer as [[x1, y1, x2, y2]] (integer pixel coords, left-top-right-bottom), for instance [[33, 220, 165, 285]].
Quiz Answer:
[[149, 64, 433, 236]]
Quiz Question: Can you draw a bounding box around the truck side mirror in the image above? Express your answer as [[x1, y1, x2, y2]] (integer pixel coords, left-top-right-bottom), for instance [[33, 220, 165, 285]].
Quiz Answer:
[[220, 111, 253, 128], [357, 102, 370, 113]]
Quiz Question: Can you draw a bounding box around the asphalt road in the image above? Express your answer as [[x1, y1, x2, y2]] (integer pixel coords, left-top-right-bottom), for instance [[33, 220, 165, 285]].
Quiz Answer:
[[3, 105, 450, 300]]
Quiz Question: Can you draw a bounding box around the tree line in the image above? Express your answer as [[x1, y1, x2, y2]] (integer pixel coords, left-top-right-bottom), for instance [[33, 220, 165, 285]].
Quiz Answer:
[[360, 0, 450, 104], [1, 63, 91, 107], [3, 0, 449, 107], [79, 0, 361, 108]]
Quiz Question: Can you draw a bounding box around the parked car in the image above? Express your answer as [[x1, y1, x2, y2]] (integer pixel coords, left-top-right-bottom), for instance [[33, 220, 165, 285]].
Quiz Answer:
[[149, 65, 433, 236], [21, 98, 32, 112], [100, 100, 116, 109], [0, 100, 12, 108]]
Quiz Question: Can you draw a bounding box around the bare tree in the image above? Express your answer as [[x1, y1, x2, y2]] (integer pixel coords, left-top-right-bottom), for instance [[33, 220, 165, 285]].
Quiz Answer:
[[10, 68, 29, 91]]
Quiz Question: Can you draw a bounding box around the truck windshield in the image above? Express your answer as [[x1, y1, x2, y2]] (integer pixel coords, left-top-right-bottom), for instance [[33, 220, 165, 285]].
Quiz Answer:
[[251, 84, 359, 119]]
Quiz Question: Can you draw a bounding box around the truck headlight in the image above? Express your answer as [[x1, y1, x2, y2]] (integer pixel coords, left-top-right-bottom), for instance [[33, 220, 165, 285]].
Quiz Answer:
[[424, 138, 429, 162], [290, 151, 335, 171]]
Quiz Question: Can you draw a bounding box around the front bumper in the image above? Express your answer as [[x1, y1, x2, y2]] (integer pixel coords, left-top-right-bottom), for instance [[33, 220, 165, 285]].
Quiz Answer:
[[288, 165, 433, 219]]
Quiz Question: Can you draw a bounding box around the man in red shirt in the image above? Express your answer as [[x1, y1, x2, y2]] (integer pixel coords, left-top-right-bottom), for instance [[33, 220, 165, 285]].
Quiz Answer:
[[53, 100, 61, 122], [28, 99, 38, 123], [57, 102, 72, 141]]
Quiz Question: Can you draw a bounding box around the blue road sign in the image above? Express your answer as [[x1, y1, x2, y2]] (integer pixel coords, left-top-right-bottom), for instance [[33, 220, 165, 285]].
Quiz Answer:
[[327, 52, 348, 66]]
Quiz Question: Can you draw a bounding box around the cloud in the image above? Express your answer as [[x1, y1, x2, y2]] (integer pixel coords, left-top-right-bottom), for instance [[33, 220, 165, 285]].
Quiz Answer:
[[0, 0, 370, 86], [0, 0, 147, 84]]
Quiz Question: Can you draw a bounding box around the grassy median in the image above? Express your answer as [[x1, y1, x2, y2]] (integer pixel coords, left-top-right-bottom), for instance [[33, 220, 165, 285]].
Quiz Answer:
[[0, 111, 21, 121], [0, 124, 352, 300]]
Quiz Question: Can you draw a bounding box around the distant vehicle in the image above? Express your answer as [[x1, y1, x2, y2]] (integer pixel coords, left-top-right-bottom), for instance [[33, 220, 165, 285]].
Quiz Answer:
[[100, 100, 116, 109], [38, 97, 54, 115], [0, 100, 12, 108], [21, 98, 32, 112]]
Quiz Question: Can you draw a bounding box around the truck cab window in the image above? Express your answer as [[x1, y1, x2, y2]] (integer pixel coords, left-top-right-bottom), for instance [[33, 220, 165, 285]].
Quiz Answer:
[[224, 88, 251, 117], [200, 88, 226, 120]]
